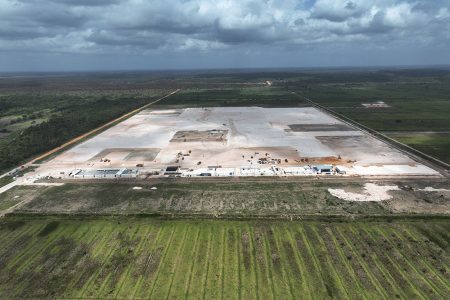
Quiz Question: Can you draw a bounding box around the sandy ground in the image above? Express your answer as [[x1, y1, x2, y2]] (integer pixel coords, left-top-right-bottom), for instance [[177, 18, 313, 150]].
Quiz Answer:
[[35, 106, 438, 177], [419, 187, 450, 192], [328, 183, 401, 201]]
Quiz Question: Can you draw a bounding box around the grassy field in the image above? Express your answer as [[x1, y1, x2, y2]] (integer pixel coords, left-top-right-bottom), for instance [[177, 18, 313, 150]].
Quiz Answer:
[[297, 83, 450, 132], [4, 180, 449, 216], [387, 134, 450, 164], [0, 217, 448, 299], [288, 69, 450, 163], [161, 86, 303, 107], [0, 185, 46, 211], [0, 176, 13, 188]]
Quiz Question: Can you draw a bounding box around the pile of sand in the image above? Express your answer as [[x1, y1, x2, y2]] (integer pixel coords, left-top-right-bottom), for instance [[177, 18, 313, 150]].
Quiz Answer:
[[328, 183, 400, 202]]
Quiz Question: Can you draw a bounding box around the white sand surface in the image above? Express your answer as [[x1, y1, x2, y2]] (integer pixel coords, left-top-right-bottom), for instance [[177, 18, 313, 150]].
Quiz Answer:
[[328, 183, 400, 201], [38, 106, 439, 177]]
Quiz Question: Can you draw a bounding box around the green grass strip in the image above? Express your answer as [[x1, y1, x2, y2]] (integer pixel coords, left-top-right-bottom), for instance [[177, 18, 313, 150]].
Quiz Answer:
[[183, 227, 201, 299], [376, 227, 445, 298], [360, 226, 427, 299], [130, 225, 164, 299], [331, 225, 389, 299], [164, 225, 190, 299], [78, 225, 129, 298], [284, 226, 312, 299]]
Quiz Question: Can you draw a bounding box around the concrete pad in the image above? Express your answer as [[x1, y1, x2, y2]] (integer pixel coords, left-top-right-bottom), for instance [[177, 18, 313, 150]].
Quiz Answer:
[[40, 106, 439, 177]]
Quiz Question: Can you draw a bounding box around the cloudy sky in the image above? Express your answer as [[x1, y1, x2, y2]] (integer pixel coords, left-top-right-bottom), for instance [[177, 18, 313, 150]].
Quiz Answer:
[[0, 0, 449, 71]]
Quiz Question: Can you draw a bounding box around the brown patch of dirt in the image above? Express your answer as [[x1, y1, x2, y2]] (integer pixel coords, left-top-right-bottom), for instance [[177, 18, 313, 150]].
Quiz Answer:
[[386, 189, 450, 214]]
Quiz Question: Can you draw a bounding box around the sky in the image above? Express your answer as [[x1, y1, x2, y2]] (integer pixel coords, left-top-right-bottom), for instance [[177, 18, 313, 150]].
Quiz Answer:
[[0, 0, 449, 72]]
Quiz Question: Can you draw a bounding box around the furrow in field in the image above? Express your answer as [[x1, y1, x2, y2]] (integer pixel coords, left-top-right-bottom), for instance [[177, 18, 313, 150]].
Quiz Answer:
[[331, 225, 390, 299], [400, 226, 450, 290], [246, 224, 259, 300], [339, 225, 406, 298], [71, 223, 115, 292], [263, 224, 292, 299], [0, 221, 42, 253], [221, 225, 226, 300], [146, 225, 177, 299], [359, 226, 427, 299], [6, 221, 64, 270], [75, 223, 117, 298], [90, 221, 117, 257], [252, 225, 275, 300], [10, 223, 81, 298], [284, 226, 312, 299], [14, 222, 78, 273], [63, 223, 110, 297], [235, 226, 242, 300], [165, 225, 191, 299], [96, 223, 142, 298], [183, 225, 209, 299], [200, 227, 213, 300], [183, 227, 201, 299], [1, 218, 449, 299], [320, 225, 369, 299], [0, 222, 44, 265], [272, 225, 305, 299], [203, 224, 225, 299], [294, 226, 327, 297], [131, 225, 164, 299], [376, 226, 446, 298], [114, 225, 154, 299], [37, 223, 93, 298], [78, 225, 130, 299], [303, 224, 349, 299], [414, 223, 450, 255], [432, 223, 450, 243]]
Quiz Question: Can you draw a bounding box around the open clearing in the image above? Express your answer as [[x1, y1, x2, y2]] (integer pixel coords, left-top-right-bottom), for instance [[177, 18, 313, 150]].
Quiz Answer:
[[3, 179, 449, 216], [37, 107, 438, 178], [0, 217, 448, 299]]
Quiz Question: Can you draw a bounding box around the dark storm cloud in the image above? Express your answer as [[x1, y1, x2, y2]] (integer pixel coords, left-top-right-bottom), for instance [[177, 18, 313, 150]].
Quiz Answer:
[[0, 0, 449, 71], [1, 0, 90, 31], [312, 1, 365, 22], [213, 26, 292, 45], [86, 29, 164, 49], [114, 18, 205, 35], [0, 28, 51, 40], [32, 10, 88, 28], [212, 27, 270, 44]]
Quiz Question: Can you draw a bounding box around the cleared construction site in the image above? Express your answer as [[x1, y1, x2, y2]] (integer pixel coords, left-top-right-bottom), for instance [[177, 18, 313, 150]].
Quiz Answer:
[[29, 106, 439, 179]]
